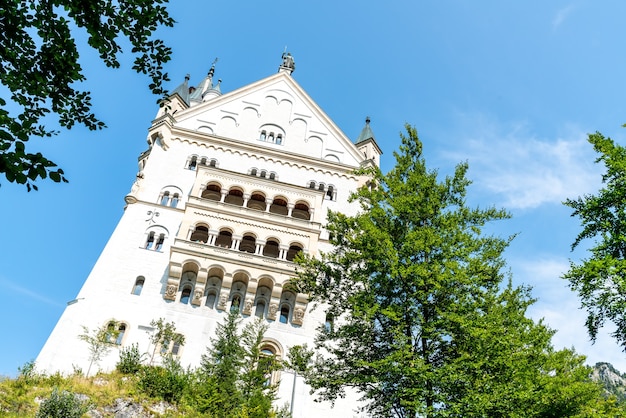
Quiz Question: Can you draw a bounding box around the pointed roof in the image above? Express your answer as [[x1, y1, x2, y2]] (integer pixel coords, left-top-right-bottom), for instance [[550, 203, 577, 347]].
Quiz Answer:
[[204, 79, 222, 99], [169, 74, 190, 104], [356, 117, 376, 144], [190, 59, 219, 102], [166, 69, 370, 166]]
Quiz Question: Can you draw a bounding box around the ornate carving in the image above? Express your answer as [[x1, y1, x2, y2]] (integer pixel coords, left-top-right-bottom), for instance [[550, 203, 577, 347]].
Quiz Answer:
[[268, 303, 278, 320], [292, 308, 305, 325], [164, 284, 177, 300], [217, 292, 228, 310], [192, 290, 203, 306], [242, 298, 253, 315]]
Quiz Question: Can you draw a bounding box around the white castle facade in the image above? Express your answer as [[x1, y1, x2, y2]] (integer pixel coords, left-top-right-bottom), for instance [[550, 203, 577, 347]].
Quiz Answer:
[[36, 55, 381, 417]]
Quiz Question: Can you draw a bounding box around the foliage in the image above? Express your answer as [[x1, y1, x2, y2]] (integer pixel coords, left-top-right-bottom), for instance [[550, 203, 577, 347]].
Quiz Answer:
[[285, 344, 313, 375], [17, 360, 37, 382], [78, 321, 120, 377], [0, 359, 620, 417], [116, 343, 144, 374], [563, 132, 626, 349], [35, 387, 91, 418], [0, 0, 174, 190], [137, 357, 188, 403], [187, 310, 280, 418], [148, 317, 185, 364], [295, 125, 612, 417]]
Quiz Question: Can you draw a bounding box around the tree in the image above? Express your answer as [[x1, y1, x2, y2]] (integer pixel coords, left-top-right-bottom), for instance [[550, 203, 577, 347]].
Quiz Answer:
[[190, 310, 280, 418], [285, 344, 313, 416], [1, 0, 174, 190], [564, 132, 626, 349], [77, 321, 119, 377], [295, 125, 609, 417], [148, 317, 185, 365]]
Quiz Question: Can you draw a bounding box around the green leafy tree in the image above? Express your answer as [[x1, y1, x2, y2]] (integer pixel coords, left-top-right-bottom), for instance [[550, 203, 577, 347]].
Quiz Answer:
[[295, 125, 609, 417], [564, 132, 626, 349], [1, 0, 174, 190], [78, 321, 119, 377], [148, 317, 185, 364]]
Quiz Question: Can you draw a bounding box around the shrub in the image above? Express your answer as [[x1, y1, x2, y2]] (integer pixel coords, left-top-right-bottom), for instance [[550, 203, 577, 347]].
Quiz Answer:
[[137, 359, 187, 403], [116, 343, 144, 374], [17, 360, 37, 382], [35, 388, 90, 418]]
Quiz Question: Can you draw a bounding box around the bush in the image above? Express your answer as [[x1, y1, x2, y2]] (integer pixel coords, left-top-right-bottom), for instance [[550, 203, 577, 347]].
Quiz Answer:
[[36, 388, 90, 418], [17, 360, 37, 382], [137, 359, 188, 403], [116, 343, 144, 374]]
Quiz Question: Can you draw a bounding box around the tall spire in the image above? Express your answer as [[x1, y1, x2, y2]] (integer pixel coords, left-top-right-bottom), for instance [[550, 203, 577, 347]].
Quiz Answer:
[[190, 58, 219, 103], [356, 116, 376, 144]]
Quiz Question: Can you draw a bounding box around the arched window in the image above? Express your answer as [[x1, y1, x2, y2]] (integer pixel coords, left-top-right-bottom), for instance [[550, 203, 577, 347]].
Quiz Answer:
[[279, 305, 290, 324], [106, 322, 126, 345], [276, 134, 283, 145], [269, 198, 288, 215], [239, 235, 256, 253], [286, 244, 303, 261], [116, 324, 127, 345], [268, 132, 275, 142], [326, 185, 335, 200], [224, 189, 244, 206], [159, 186, 183, 207], [318, 183, 325, 192], [202, 184, 222, 200], [209, 159, 217, 167], [155, 234, 165, 251], [145, 231, 155, 249], [231, 295, 242, 313], [255, 301, 266, 318], [250, 168, 258, 176], [215, 230, 233, 248], [160, 191, 170, 206], [263, 240, 280, 258], [180, 287, 191, 304], [247, 193, 266, 211], [190, 225, 209, 243], [309, 181, 316, 189], [200, 157, 207, 166], [260, 130, 266, 141], [206, 292, 217, 309], [171, 340, 182, 356], [188, 156, 197, 170], [132, 277, 145, 295], [260, 170, 267, 178], [292, 203, 310, 220], [161, 334, 184, 356], [269, 172, 276, 180], [259, 343, 281, 386]]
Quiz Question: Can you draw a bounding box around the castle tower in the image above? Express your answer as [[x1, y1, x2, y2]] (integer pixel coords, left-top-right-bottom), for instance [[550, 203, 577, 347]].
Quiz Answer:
[[36, 55, 380, 416]]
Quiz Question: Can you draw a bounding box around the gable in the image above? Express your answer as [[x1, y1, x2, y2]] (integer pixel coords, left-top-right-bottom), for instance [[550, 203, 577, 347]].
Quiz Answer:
[[171, 72, 364, 167]]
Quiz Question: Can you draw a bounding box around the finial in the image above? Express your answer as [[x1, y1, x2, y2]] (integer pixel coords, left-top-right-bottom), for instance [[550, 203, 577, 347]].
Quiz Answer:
[[184, 74, 190, 81], [279, 51, 296, 74], [365, 116, 371, 124], [208, 58, 218, 77]]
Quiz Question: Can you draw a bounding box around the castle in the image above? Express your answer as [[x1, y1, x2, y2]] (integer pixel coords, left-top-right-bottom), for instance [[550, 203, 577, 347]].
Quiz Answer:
[[36, 54, 381, 416]]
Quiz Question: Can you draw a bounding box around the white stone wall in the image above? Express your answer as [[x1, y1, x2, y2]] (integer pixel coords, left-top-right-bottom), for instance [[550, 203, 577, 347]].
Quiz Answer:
[[37, 70, 375, 417]]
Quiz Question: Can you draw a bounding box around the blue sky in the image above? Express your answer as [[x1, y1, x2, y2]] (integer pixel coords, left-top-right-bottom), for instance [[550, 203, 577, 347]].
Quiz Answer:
[[2, 1, 626, 376]]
